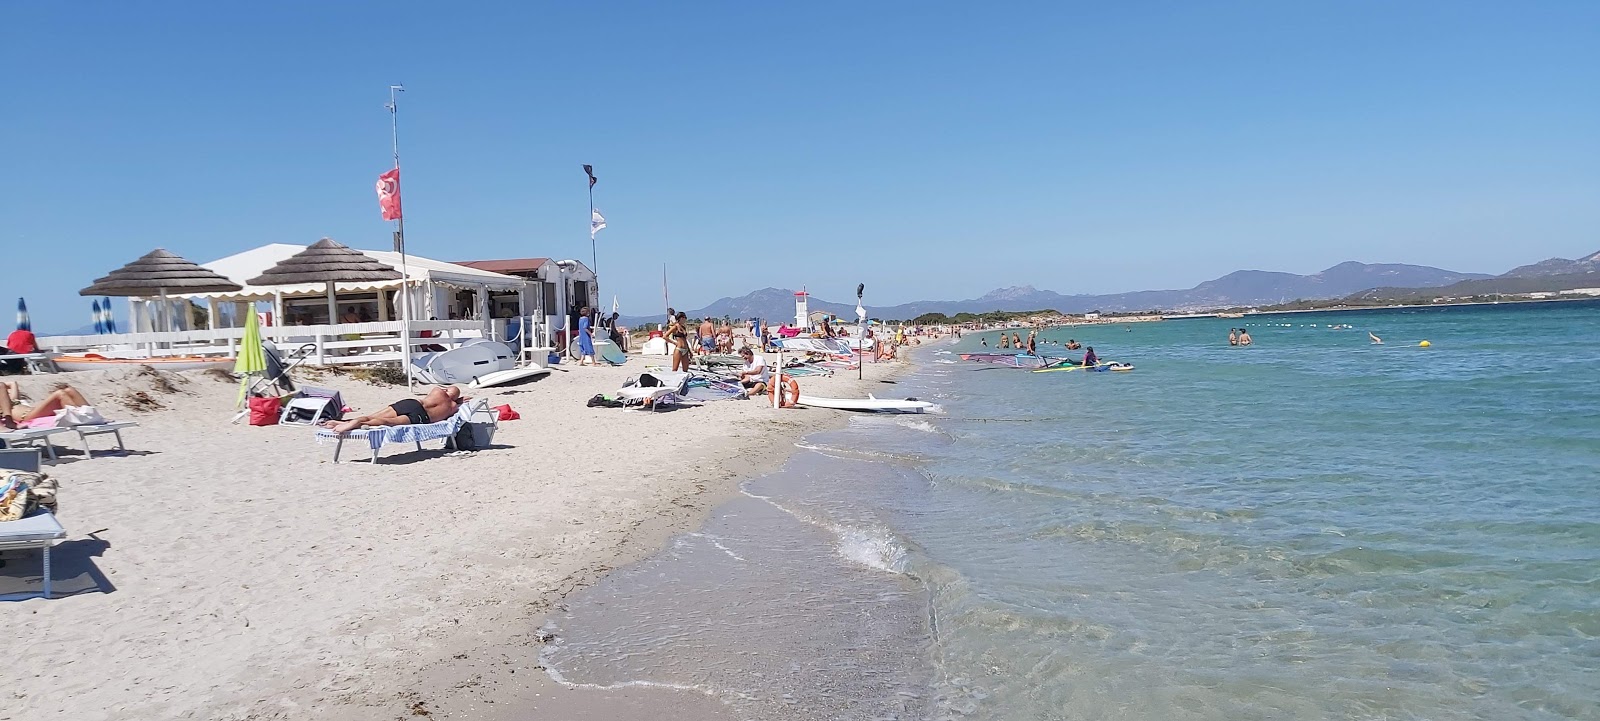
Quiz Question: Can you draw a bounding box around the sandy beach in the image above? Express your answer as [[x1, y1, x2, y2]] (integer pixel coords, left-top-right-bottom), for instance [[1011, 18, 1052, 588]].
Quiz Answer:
[[0, 352, 911, 720]]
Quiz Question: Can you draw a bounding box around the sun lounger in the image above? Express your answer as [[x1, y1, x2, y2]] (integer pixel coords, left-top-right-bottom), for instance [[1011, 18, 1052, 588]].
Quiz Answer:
[[0, 449, 66, 600], [314, 399, 490, 463], [68, 421, 138, 458], [0, 427, 73, 462], [0, 353, 58, 374]]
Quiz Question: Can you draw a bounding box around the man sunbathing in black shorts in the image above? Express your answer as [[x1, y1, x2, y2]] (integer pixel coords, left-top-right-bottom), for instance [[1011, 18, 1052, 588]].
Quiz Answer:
[[322, 385, 464, 434]]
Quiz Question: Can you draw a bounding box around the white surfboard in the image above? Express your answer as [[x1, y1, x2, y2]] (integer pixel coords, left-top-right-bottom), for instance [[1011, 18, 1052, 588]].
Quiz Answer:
[[796, 394, 935, 414], [466, 366, 552, 390]]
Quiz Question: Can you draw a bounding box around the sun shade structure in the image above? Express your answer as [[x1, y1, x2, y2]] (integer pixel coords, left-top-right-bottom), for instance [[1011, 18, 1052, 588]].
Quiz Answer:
[[243, 238, 403, 287], [245, 238, 403, 328], [80, 249, 244, 332], [80, 249, 245, 297]]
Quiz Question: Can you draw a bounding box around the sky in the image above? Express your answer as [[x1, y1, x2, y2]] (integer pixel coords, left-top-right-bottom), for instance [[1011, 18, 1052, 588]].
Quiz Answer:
[[4, 1, 1598, 332]]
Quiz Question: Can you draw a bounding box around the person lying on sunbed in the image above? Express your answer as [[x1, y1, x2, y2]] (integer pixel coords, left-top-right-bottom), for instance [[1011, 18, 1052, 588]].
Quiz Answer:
[[0, 382, 91, 429], [321, 385, 464, 434]]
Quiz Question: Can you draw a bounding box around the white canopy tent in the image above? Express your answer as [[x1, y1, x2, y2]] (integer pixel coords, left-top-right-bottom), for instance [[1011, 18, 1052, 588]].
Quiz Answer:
[[158, 243, 531, 329]]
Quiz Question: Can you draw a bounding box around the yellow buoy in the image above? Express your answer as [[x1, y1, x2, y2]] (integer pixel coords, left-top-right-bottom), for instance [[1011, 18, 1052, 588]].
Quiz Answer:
[[1419, 340, 1431, 347]]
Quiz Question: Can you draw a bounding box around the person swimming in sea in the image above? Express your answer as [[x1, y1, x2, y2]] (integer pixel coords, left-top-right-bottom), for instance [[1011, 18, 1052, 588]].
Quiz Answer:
[[980, 337, 988, 348], [1065, 339, 1080, 350], [1238, 328, 1252, 346], [1228, 328, 1239, 346], [998, 334, 1010, 349], [1025, 330, 1038, 356]]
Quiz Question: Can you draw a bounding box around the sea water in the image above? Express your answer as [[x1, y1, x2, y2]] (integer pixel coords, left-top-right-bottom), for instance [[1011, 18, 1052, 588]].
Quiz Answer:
[[540, 301, 1600, 720]]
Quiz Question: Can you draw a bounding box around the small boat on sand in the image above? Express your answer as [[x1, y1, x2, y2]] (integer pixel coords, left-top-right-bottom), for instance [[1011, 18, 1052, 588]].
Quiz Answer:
[[52, 354, 236, 373]]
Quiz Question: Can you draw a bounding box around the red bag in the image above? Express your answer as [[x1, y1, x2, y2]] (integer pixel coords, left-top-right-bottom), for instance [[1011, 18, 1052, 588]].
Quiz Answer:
[[249, 396, 282, 426], [494, 404, 520, 421]]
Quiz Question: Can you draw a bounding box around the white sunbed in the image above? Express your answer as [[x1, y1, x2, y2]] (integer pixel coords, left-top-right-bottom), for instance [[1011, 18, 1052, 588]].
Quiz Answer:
[[0, 427, 73, 461], [314, 399, 495, 463], [0, 448, 67, 600]]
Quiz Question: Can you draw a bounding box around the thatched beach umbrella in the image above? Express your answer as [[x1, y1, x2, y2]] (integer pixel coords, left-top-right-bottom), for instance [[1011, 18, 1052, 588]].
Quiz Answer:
[[80, 249, 243, 331], [244, 238, 401, 326]]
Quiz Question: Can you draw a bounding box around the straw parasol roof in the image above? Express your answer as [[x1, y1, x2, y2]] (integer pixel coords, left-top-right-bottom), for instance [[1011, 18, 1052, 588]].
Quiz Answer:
[[80, 249, 244, 296], [244, 238, 400, 286]]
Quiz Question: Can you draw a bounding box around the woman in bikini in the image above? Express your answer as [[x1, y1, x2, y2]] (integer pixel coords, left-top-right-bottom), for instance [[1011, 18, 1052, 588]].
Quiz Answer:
[[0, 382, 92, 429], [665, 312, 692, 372]]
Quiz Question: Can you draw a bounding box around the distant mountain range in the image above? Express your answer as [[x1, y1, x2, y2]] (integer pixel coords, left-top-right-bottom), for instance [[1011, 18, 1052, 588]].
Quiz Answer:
[[623, 257, 1538, 325], [1349, 250, 1600, 302]]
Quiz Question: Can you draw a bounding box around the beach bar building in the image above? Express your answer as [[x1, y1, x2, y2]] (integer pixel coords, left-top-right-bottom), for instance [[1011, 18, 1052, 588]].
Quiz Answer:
[[35, 242, 562, 368]]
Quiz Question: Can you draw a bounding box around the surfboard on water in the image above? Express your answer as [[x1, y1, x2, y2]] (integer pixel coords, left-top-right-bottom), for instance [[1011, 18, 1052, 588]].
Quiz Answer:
[[796, 395, 935, 413], [1032, 361, 1134, 373]]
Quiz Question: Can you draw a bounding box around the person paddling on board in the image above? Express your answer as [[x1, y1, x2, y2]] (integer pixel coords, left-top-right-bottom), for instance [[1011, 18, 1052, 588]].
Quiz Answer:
[[1083, 346, 1098, 368], [1369, 331, 1383, 345]]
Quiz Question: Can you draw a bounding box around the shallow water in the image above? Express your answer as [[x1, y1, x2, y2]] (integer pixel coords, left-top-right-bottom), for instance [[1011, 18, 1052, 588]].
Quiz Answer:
[[542, 300, 1600, 720]]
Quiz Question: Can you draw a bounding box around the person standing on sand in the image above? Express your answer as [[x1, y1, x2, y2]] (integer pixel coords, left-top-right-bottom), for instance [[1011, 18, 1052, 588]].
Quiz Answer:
[[666, 312, 692, 372], [577, 305, 596, 366], [698, 316, 716, 356]]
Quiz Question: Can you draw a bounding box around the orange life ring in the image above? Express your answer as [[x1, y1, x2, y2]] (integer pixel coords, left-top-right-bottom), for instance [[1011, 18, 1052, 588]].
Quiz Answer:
[[768, 374, 800, 408]]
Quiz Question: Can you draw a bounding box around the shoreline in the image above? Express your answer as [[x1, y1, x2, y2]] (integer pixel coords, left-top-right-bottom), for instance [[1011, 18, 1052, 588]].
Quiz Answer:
[[405, 355, 920, 721], [0, 350, 916, 720]]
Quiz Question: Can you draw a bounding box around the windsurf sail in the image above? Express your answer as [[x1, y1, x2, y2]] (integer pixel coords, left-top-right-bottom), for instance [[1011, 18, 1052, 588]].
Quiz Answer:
[[958, 353, 1068, 369]]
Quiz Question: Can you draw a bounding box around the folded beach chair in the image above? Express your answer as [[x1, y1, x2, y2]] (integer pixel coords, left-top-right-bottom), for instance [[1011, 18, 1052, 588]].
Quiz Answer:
[[278, 385, 345, 426], [0, 448, 67, 600], [314, 399, 493, 463]]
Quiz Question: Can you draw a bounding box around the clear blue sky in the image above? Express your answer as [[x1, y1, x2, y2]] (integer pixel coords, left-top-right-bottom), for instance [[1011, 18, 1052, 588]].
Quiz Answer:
[[4, 1, 1597, 332]]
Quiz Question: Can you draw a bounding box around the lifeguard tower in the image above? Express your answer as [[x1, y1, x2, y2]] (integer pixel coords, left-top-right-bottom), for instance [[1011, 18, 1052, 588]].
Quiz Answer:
[[794, 289, 809, 330]]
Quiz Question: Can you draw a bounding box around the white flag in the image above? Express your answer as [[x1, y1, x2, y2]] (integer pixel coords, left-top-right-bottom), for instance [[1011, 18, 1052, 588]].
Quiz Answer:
[[611, 295, 619, 315], [855, 300, 868, 321], [591, 208, 607, 239]]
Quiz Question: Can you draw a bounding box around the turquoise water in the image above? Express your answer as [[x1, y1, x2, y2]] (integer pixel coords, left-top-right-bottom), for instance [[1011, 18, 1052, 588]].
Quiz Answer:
[[542, 301, 1600, 720]]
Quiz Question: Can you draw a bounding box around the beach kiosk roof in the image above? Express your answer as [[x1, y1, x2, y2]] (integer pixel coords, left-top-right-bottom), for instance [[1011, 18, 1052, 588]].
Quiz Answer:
[[79, 249, 244, 297], [243, 238, 402, 286]]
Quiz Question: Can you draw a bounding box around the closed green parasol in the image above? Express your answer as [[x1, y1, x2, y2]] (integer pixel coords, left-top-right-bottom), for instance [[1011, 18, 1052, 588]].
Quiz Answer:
[[234, 308, 266, 407]]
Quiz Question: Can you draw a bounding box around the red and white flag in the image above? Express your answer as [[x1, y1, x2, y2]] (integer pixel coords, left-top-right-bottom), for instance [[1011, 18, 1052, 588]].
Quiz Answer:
[[376, 168, 402, 221]]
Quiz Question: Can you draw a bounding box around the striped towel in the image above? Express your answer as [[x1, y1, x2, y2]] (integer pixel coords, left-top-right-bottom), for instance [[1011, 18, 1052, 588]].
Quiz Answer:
[[315, 403, 474, 452]]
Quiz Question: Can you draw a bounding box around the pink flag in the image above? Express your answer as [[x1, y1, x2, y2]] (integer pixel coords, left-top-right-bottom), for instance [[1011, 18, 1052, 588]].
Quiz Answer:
[[376, 168, 402, 221]]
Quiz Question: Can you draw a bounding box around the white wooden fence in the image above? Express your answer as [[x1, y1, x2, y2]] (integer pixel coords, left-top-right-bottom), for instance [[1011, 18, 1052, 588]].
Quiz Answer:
[[33, 320, 525, 367]]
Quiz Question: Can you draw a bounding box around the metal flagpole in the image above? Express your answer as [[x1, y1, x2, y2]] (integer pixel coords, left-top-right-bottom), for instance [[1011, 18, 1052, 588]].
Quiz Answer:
[[857, 283, 866, 380], [589, 175, 598, 284], [387, 84, 413, 389]]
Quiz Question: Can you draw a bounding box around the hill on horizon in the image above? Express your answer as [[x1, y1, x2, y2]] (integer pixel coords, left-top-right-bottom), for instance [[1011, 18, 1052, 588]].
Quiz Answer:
[[621, 259, 1494, 325]]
